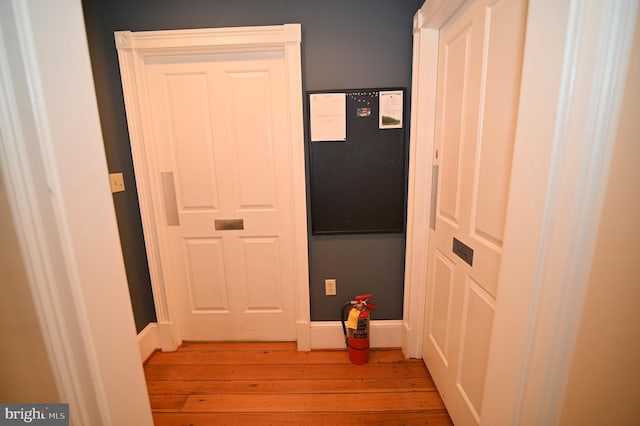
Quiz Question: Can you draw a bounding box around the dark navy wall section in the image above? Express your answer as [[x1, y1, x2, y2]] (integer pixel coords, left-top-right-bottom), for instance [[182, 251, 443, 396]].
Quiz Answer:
[[82, 0, 421, 328]]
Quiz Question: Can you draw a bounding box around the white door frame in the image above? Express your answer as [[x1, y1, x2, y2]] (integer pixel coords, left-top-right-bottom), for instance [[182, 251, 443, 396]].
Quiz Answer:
[[404, 0, 638, 423], [115, 24, 311, 351]]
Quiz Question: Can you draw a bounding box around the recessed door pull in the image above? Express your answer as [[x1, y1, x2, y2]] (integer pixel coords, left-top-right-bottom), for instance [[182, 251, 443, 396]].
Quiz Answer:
[[161, 172, 179, 226], [430, 165, 439, 230]]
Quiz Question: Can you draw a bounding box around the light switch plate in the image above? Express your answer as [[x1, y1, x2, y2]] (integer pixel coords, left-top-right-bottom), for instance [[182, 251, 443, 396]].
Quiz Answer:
[[325, 279, 337, 296], [109, 173, 125, 193]]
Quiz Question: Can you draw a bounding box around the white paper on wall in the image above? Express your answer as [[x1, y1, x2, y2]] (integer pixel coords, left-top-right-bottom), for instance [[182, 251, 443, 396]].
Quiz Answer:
[[310, 92, 347, 141]]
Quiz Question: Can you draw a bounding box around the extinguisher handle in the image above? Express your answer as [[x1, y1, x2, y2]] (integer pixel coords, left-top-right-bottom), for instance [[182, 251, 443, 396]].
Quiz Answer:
[[355, 294, 372, 303], [364, 301, 376, 310]]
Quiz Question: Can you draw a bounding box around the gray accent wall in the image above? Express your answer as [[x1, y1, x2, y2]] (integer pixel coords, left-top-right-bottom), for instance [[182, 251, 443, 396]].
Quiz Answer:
[[81, 0, 421, 330]]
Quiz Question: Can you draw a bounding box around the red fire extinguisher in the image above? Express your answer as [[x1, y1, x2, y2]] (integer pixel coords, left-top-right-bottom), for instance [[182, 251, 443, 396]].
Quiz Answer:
[[341, 294, 375, 365]]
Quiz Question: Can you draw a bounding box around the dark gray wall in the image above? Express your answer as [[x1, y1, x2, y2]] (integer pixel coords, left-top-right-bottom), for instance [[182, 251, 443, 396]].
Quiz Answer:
[[82, 0, 420, 330]]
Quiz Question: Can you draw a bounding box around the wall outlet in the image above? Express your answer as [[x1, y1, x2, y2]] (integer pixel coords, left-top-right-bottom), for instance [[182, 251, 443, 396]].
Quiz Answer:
[[109, 172, 125, 193], [325, 279, 337, 296]]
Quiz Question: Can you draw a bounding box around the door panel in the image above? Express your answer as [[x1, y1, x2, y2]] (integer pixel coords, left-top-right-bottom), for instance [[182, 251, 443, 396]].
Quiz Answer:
[[472, 2, 518, 245], [183, 238, 228, 311], [438, 26, 470, 227], [164, 73, 220, 211], [468, 0, 527, 296], [429, 250, 456, 364], [423, 0, 527, 424], [457, 277, 496, 421], [144, 50, 296, 341], [241, 236, 283, 310], [228, 71, 277, 209]]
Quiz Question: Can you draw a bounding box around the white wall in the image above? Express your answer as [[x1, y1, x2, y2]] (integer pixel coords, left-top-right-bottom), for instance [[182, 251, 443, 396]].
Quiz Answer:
[[559, 6, 640, 424], [0, 173, 59, 403]]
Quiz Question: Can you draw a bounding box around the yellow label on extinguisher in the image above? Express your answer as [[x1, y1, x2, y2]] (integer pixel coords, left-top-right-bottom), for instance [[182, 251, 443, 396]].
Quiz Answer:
[[347, 308, 360, 329]]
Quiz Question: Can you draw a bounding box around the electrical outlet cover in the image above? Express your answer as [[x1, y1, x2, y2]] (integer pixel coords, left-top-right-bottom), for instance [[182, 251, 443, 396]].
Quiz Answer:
[[325, 279, 337, 296]]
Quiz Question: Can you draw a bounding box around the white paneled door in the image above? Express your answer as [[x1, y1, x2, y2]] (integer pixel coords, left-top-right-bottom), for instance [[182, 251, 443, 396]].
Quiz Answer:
[[422, 0, 527, 424], [142, 49, 298, 341]]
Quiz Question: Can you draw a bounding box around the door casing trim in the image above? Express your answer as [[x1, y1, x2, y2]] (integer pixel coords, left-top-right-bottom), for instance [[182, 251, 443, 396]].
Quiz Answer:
[[403, 0, 467, 360], [115, 24, 311, 351]]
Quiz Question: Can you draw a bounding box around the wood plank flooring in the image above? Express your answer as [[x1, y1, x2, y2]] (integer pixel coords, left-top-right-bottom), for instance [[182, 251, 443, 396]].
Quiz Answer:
[[144, 342, 452, 425]]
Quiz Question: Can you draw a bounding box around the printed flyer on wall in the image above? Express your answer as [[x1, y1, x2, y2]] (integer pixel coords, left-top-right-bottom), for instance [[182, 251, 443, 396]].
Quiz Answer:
[[309, 92, 347, 141], [379, 90, 403, 129]]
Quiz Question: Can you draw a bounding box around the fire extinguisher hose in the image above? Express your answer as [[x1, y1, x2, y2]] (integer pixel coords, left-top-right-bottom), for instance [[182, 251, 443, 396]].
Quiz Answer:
[[340, 301, 353, 349]]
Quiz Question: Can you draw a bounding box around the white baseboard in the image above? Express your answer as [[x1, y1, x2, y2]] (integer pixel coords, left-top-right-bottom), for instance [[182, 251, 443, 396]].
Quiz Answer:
[[296, 320, 311, 351], [309, 320, 404, 350], [137, 322, 160, 363], [136, 320, 404, 357], [402, 320, 423, 359]]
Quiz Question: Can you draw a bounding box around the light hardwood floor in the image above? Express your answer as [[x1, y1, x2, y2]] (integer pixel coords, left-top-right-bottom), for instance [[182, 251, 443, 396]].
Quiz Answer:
[[144, 342, 452, 425]]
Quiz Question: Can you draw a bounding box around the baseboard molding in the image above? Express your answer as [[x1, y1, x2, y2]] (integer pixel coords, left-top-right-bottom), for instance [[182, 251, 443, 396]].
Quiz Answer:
[[137, 322, 160, 363], [402, 320, 423, 359], [296, 320, 311, 351], [137, 320, 404, 355], [309, 320, 404, 350]]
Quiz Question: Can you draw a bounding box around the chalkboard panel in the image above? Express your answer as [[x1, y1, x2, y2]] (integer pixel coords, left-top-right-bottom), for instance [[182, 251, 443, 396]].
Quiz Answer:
[[308, 88, 406, 234]]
